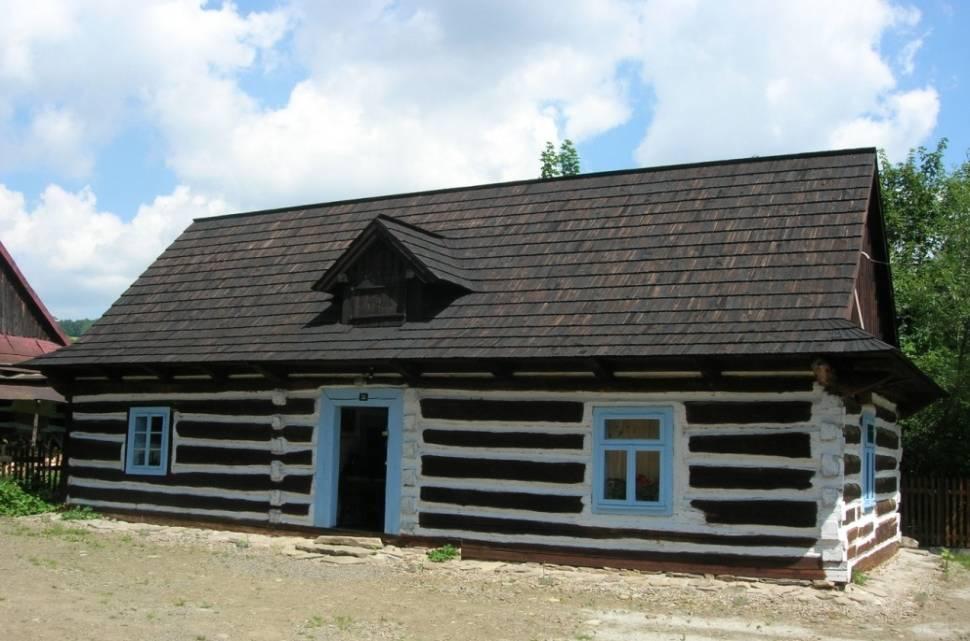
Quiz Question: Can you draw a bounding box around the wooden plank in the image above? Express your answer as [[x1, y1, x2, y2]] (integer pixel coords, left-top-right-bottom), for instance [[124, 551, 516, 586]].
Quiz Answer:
[[684, 401, 812, 424], [421, 455, 584, 484], [691, 499, 817, 527], [419, 487, 583, 514], [688, 466, 814, 490], [689, 433, 811, 459], [423, 429, 583, 450]]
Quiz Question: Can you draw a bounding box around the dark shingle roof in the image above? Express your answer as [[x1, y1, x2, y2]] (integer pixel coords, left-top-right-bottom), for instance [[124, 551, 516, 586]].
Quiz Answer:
[[35, 148, 894, 366]]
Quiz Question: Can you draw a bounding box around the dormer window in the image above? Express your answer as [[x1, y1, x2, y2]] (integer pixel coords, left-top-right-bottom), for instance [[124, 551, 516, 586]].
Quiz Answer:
[[314, 215, 473, 326]]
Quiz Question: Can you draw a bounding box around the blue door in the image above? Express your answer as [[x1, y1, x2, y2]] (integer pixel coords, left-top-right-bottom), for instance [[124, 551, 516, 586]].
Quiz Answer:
[[314, 388, 403, 534]]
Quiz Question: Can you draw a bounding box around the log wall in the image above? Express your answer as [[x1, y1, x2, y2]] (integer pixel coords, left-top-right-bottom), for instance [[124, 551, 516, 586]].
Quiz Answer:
[[66, 386, 320, 527], [402, 383, 847, 580], [841, 394, 901, 576], [61, 376, 885, 582]]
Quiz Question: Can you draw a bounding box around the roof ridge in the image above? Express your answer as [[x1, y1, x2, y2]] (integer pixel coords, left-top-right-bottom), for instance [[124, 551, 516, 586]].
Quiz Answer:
[[194, 147, 878, 224]]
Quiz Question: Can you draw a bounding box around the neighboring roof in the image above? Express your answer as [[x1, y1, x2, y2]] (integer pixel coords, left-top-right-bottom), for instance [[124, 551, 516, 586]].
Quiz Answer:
[[0, 335, 64, 365], [34, 148, 903, 366], [314, 214, 476, 293], [0, 241, 70, 347], [0, 383, 64, 403]]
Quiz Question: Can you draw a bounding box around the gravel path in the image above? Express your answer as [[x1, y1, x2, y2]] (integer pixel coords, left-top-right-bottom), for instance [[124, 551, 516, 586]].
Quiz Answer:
[[1, 515, 968, 641]]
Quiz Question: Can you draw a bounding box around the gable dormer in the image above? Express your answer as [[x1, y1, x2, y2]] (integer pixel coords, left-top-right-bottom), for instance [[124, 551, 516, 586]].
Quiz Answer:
[[313, 215, 473, 326]]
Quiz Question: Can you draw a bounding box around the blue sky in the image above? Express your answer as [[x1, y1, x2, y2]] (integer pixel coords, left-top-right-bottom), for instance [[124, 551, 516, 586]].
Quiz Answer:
[[0, 0, 966, 319]]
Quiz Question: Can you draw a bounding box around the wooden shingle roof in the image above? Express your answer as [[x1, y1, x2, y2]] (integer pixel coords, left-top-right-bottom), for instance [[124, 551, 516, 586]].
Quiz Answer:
[[35, 148, 901, 367]]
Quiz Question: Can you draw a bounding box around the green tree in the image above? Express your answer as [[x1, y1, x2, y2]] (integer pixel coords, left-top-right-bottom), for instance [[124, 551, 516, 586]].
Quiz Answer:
[[558, 139, 580, 176], [539, 139, 581, 178], [880, 139, 970, 474], [57, 318, 96, 339], [540, 141, 560, 179]]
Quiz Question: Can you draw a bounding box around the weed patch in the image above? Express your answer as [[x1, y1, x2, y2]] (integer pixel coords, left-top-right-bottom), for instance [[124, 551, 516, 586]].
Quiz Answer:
[[426, 544, 459, 563], [60, 506, 99, 521]]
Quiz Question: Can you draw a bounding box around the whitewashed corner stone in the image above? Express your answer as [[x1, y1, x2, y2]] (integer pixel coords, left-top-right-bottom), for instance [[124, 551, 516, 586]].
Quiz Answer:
[[822, 487, 841, 507], [821, 544, 845, 562], [270, 460, 285, 482], [269, 490, 283, 507], [271, 415, 283, 430], [820, 421, 841, 442], [270, 437, 286, 455], [821, 454, 842, 478], [272, 389, 288, 406], [268, 509, 282, 524]]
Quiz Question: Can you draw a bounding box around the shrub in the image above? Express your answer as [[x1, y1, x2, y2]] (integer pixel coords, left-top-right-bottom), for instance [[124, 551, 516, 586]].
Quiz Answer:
[[0, 479, 56, 516], [426, 544, 459, 562]]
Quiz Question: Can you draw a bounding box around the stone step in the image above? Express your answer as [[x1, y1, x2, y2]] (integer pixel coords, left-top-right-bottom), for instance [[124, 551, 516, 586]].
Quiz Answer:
[[295, 542, 377, 558], [313, 535, 384, 550]]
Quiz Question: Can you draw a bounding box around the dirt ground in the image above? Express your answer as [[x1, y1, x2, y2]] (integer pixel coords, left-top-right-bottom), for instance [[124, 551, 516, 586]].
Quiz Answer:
[[1, 515, 969, 641]]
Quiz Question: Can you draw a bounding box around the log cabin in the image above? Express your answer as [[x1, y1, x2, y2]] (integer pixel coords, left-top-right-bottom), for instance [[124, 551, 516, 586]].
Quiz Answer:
[[29, 148, 942, 583], [0, 240, 69, 446]]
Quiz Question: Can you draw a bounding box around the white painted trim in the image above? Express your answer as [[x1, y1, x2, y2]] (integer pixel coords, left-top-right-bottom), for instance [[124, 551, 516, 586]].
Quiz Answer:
[[171, 436, 313, 453], [175, 413, 317, 426], [66, 497, 269, 522], [73, 412, 127, 422], [169, 463, 314, 475], [614, 371, 703, 379], [68, 476, 311, 503], [414, 527, 819, 557], [68, 458, 123, 470], [71, 432, 125, 443], [420, 444, 587, 463]]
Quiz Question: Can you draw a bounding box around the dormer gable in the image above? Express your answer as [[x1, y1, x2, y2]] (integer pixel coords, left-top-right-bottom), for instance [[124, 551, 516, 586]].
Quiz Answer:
[[313, 215, 473, 325]]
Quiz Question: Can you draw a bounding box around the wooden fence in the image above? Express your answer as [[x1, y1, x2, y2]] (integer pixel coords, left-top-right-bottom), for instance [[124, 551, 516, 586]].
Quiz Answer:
[[0, 440, 63, 499], [901, 476, 970, 548]]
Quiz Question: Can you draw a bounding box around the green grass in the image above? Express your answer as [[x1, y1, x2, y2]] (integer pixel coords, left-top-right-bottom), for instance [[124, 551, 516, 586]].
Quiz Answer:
[[426, 544, 459, 563], [0, 479, 55, 516], [851, 570, 869, 586]]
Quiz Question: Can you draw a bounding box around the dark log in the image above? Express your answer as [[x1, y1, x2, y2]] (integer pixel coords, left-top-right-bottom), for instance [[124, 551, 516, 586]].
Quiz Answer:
[[174, 445, 312, 466], [176, 420, 313, 443], [689, 433, 811, 458], [875, 455, 896, 471], [684, 401, 812, 424], [420, 487, 583, 514], [421, 455, 584, 484], [875, 405, 898, 423], [843, 424, 861, 444], [690, 499, 817, 527], [420, 398, 583, 423], [875, 476, 897, 494], [844, 483, 861, 500], [67, 439, 122, 462], [422, 429, 583, 450], [876, 427, 899, 450], [844, 454, 861, 475], [689, 466, 814, 490]]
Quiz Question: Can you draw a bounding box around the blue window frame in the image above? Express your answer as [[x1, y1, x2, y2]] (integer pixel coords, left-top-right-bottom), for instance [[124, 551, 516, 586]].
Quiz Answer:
[[592, 406, 673, 515], [861, 412, 876, 511], [125, 407, 171, 476]]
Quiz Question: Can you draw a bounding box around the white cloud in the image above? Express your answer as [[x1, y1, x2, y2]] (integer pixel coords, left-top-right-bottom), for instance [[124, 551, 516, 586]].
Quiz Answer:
[[633, 0, 938, 165], [0, 182, 228, 318]]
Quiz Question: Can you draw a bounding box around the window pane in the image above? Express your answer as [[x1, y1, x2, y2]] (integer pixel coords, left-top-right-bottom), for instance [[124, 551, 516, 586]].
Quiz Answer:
[[867, 424, 876, 445], [605, 418, 660, 440], [635, 450, 661, 502], [603, 450, 627, 500], [133, 432, 147, 453], [150, 415, 164, 431], [149, 429, 163, 449], [148, 449, 162, 467], [134, 415, 148, 434]]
